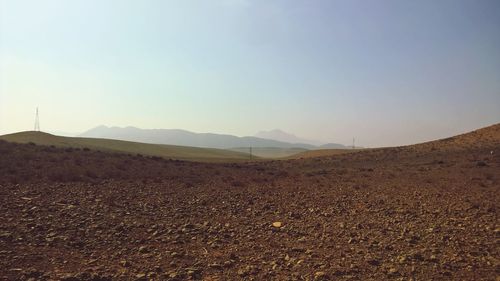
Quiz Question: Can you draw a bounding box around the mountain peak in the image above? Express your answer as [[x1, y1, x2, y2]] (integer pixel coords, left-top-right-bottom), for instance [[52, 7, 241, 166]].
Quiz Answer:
[[257, 129, 298, 138], [255, 129, 322, 146]]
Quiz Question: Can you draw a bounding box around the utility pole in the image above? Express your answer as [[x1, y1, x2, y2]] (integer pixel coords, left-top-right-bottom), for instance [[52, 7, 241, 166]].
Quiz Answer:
[[249, 147, 253, 160], [34, 107, 40, 132], [352, 137, 355, 149]]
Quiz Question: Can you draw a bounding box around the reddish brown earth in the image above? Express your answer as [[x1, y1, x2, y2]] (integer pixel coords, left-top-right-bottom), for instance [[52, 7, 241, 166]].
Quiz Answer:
[[1, 124, 499, 281]]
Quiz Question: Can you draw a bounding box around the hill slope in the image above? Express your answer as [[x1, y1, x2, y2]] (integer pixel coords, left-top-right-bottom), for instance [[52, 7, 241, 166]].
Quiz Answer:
[[415, 123, 500, 150], [0, 131, 253, 162], [290, 123, 500, 159]]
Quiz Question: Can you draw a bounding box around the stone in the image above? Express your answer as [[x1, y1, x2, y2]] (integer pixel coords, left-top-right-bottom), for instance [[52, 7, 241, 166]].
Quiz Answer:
[[237, 265, 253, 276], [397, 255, 407, 264], [314, 271, 328, 280], [388, 267, 398, 275], [208, 263, 223, 269]]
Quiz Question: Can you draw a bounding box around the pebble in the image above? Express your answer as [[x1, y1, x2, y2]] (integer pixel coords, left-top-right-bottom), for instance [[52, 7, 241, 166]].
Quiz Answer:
[[314, 271, 327, 280], [388, 267, 398, 275]]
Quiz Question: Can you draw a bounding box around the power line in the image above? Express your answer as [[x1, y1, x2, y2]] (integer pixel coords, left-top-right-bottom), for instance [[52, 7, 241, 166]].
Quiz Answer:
[[34, 107, 40, 132]]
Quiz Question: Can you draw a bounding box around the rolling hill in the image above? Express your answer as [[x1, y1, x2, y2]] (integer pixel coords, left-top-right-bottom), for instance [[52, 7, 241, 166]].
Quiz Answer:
[[414, 123, 500, 150], [0, 131, 253, 162]]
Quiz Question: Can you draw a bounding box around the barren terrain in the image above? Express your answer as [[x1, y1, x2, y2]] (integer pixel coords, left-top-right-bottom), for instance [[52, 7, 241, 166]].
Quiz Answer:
[[1, 124, 499, 280]]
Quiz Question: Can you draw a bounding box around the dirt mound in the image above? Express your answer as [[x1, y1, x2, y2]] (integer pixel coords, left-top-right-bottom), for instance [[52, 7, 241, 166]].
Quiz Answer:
[[0, 126, 499, 280], [413, 123, 500, 151]]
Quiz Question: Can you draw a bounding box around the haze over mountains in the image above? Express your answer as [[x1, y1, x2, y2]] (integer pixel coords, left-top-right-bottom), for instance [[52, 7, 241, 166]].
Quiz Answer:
[[79, 126, 350, 150], [255, 129, 322, 146]]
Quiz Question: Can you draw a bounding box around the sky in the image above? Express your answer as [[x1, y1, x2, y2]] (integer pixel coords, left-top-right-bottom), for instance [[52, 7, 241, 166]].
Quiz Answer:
[[1, 0, 499, 147]]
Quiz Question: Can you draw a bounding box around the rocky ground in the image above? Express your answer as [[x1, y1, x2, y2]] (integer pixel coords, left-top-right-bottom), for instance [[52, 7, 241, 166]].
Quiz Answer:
[[0, 124, 499, 280]]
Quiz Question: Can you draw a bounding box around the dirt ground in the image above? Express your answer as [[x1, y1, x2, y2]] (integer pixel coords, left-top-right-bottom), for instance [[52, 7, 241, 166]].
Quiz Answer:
[[0, 124, 499, 280]]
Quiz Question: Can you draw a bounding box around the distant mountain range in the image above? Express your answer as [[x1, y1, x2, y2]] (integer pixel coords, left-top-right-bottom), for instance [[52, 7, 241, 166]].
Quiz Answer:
[[255, 129, 322, 146], [79, 126, 350, 150]]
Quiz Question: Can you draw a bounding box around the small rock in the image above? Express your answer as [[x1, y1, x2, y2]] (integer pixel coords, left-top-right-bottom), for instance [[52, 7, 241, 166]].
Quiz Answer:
[[272, 221, 282, 228], [429, 254, 438, 262], [60, 275, 79, 281], [237, 265, 253, 276], [186, 267, 202, 278], [387, 267, 398, 275], [397, 256, 407, 264], [208, 263, 223, 269], [237, 268, 247, 276], [314, 271, 328, 280], [171, 251, 181, 258]]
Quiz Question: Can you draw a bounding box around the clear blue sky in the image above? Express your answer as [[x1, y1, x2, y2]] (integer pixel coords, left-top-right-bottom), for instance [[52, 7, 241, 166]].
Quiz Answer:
[[1, 0, 499, 147]]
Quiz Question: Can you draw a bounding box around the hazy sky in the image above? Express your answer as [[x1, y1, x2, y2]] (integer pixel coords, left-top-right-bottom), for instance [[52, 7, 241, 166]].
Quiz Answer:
[[1, 0, 499, 147]]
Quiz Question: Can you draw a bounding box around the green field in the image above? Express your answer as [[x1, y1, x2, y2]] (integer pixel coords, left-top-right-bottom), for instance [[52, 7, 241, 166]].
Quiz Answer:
[[229, 147, 308, 158], [0, 131, 254, 162]]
